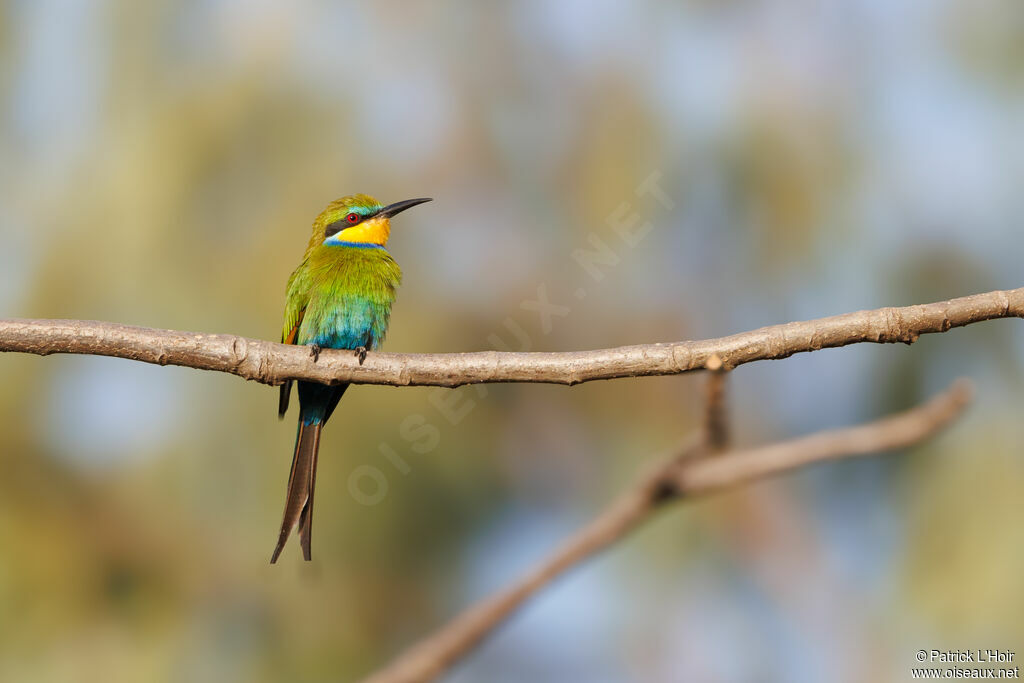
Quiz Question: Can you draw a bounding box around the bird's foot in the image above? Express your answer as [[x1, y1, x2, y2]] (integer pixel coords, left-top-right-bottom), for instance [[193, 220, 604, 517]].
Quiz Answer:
[[354, 346, 367, 365], [309, 344, 321, 363]]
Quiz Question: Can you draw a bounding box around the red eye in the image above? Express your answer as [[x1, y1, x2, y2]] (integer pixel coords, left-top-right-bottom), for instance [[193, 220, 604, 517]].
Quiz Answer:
[[345, 212, 360, 224]]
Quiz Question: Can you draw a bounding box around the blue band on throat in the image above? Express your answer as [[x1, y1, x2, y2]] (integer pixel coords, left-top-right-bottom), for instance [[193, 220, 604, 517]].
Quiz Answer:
[[326, 240, 385, 249]]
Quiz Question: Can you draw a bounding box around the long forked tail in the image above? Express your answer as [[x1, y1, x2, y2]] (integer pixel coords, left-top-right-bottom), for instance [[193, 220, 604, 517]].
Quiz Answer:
[[270, 421, 322, 563]]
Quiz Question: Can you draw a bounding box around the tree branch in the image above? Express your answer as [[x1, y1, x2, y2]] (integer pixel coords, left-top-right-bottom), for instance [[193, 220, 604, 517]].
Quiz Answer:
[[359, 379, 971, 683], [0, 288, 1019, 387]]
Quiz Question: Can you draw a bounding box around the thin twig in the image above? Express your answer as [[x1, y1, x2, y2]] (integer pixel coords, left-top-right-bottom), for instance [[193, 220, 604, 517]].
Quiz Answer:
[[0, 288, 1019, 387], [671, 379, 972, 495], [360, 379, 971, 683]]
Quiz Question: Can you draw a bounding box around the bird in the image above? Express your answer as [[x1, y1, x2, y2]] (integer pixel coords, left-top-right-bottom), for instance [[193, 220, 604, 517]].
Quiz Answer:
[[271, 193, 431, 563]]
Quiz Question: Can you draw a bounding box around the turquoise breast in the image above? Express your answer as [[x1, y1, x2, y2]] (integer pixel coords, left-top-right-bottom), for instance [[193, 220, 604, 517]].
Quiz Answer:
[[299, 293, 390, 350]]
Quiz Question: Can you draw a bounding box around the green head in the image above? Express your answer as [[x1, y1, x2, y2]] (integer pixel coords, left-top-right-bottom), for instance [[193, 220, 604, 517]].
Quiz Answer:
[[309, 194, 431, 249]]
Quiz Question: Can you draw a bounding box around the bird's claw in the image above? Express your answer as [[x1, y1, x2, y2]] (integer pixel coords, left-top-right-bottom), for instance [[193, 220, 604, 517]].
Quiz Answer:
[[309, 344, 321, 362], [354, 346, 367, 365]]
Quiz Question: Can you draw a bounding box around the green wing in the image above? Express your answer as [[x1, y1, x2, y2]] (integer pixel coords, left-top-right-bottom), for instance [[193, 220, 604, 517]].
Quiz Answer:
[[279, 265, 311, 417]]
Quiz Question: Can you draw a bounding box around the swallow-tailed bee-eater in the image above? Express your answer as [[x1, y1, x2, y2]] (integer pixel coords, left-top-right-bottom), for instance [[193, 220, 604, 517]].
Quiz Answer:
[[272, 194, 431, 563]]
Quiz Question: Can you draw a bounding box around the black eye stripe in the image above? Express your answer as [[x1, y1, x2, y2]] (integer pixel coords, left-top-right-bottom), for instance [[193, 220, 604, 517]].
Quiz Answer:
[[324, 220, 346, 238], [323, 208, 382, 239]]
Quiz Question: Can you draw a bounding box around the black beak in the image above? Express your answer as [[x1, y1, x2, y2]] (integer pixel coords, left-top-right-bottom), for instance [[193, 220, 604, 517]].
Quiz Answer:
[[379, 197, 432, 218]]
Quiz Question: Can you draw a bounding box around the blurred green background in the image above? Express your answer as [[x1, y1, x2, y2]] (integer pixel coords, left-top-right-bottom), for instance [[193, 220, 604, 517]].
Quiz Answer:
[[1, 1, 1022, 681]]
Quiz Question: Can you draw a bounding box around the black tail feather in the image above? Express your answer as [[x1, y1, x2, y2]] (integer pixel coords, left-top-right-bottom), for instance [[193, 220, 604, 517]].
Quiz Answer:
[[270, 421, 322, 563], [278, 380, 293, 418], [298, 425, 321, 560]]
